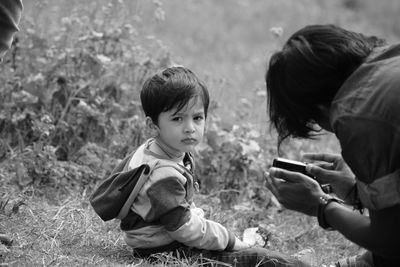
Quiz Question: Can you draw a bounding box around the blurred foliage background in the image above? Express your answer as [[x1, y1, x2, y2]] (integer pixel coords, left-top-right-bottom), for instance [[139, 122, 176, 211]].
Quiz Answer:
[[0, 0, 399, 265]]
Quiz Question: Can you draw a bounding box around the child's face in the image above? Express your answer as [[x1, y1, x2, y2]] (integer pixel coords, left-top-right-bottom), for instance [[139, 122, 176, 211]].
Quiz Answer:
[[157, 97, 205, 154]]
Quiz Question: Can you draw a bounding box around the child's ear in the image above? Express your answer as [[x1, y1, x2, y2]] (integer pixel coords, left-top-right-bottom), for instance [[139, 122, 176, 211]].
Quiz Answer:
[[145, 117, 159, 134]]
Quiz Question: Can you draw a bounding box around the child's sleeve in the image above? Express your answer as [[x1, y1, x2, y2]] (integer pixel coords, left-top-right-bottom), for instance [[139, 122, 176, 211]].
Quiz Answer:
[[142, 169, 236, 251], [167, 205, 236, 251]]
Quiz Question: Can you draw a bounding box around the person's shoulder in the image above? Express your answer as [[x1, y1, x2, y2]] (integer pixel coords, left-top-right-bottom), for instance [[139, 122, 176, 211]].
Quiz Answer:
[[332, 44, 400, 116], [366, 44, 400, 64], [125, 139, 155, 171], [150, 160, 186, 184]]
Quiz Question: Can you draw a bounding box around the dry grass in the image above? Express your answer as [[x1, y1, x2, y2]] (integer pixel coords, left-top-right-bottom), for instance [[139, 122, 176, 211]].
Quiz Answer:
[[0, 184, 363, 267], [1, 191, 130, 266], [0, 190, 201, 266]]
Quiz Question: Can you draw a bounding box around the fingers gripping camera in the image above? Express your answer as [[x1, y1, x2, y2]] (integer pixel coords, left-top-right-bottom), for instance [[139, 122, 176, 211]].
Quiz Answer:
[[272, 158, 332, 194]]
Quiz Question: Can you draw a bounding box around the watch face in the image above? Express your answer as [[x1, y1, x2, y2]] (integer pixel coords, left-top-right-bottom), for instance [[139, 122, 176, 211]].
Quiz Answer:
[[319, 196, 330, 204], [320, 196, 344, 205]]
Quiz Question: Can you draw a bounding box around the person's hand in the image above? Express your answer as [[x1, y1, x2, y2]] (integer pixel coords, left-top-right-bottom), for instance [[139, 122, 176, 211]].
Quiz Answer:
[[303, 153, 356, 202], [265, 167, 327, 216], [232, 237, 251, 251]]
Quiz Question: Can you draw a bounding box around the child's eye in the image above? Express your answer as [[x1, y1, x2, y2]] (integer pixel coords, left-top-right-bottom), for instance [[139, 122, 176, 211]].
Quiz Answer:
[[172, 117, 183, 122], [194, 115, 204, 121]]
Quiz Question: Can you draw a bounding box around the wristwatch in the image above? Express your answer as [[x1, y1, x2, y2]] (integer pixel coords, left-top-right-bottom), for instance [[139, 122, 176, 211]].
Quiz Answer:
[[317, 195, 344, 231]]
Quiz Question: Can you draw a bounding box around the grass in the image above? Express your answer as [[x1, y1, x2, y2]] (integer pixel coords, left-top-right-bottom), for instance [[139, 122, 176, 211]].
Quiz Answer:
[[0, 192, 133, 266], [0, 178, 362, 266], [0, 166, 360, 266]]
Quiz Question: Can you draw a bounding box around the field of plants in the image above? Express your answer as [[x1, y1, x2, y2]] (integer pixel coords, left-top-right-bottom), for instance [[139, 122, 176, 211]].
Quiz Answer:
[[0, 0, 399, 266]]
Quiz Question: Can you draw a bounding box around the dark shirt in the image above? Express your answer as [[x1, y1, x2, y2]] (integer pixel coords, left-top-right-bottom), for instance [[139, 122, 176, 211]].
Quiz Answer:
[[330, 44, 400, 211]]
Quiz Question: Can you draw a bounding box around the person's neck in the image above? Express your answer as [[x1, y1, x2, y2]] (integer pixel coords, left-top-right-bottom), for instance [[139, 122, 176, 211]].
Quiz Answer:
[[154, 137, 185, 160], [317, 103, 333, 132]]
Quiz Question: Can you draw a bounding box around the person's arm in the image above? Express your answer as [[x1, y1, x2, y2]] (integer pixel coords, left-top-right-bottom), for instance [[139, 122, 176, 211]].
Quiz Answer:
[[267, 167, 400, 258], [142, 168, 240, 251], [303, 153, 357, 205], [266, 167, 325, 216], [330, 116, 400, 257], [188, 203, 250, 250], [166, 207, 250, 251], [324, 202, 400, 258]]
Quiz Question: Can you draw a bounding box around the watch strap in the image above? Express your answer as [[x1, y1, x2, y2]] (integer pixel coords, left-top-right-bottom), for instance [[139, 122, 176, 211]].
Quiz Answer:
[[317, 195, 344, 231]]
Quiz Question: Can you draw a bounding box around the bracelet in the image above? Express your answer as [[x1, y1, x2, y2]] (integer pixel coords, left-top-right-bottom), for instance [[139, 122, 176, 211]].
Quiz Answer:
[[317, 195, 344, 231]]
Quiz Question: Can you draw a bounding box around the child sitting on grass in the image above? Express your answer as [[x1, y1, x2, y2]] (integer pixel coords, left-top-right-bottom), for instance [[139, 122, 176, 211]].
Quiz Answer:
[[96, 66, 309, 266]]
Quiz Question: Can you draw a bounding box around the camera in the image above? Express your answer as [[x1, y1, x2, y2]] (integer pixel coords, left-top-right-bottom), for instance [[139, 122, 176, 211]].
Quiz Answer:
[[272, 157, 311, 177], [271, 157, 332, 193]]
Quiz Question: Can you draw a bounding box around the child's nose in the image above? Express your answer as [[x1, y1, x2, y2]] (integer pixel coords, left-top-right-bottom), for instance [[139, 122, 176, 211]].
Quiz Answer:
[[184, 121, 195, 133]]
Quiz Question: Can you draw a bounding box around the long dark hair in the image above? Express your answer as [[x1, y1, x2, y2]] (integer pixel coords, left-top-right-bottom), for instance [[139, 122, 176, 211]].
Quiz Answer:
[[266, 24, 386, 147]]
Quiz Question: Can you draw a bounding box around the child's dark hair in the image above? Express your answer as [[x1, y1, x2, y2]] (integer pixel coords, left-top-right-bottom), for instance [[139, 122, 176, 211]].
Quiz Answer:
[[140, 66, 210, 124], [266, 24, 386, 147]]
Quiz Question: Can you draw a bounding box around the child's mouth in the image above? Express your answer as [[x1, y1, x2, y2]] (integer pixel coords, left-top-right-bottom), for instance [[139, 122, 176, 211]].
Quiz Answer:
[[181, 138, 197, 145]]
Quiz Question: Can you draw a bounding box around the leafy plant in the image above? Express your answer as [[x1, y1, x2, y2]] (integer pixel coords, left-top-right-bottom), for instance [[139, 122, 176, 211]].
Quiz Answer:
[[0, 1, 169, 190], [196, 115, 270, 209]]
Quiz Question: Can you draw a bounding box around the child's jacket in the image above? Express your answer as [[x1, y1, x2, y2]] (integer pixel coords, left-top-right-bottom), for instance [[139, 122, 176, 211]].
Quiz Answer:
[[104, 138, 236, 251]]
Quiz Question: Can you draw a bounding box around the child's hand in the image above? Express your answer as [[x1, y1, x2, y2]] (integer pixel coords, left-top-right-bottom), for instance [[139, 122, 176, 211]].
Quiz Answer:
[[232, 237, 251, 251], [192, 207, 205, 218]]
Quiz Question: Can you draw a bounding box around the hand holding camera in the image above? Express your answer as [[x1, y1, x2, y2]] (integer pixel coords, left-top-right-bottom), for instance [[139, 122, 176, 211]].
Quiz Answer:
[[265, 158, 327, 216], [272, 157, 332, 194], [302, 153, 356, 203]]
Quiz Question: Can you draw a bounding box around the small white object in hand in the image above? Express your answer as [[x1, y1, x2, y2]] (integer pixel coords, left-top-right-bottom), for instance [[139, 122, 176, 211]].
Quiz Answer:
[[242, 227, 264, 247]]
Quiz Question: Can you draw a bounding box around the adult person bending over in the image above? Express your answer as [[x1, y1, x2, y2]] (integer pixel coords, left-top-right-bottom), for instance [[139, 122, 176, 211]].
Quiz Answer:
[[265, 24, 400, 267]]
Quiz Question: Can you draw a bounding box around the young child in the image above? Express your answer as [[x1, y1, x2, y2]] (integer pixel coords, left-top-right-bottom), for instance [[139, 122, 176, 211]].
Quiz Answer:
[[105, 67, 309, 266]]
